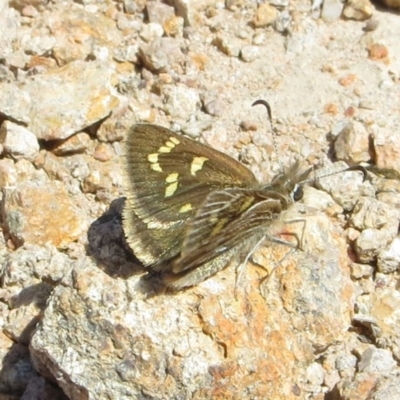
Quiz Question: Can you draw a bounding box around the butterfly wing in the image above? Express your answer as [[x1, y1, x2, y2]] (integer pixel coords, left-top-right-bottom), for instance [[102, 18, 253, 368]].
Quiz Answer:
[[170, 189, 284, 274], [122, 124, 258, 266]]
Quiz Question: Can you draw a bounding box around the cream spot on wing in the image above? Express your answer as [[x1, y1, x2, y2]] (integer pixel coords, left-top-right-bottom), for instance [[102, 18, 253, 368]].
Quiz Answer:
[[165, 182, 178, 197], [169, 137, 180, 145], [151, 163, 162, 172], [190, 156, 208, 176], [166, 173, 178, 183], [148, 153, 158, 163], [179, 203, 193, 213], [158, 137, 179, 153], [166, 140, 177, 148], [158, 146, 171, 153]]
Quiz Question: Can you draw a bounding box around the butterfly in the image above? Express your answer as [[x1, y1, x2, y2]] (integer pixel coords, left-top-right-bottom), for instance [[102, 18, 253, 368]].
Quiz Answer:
[[122, 100, 366, 289]]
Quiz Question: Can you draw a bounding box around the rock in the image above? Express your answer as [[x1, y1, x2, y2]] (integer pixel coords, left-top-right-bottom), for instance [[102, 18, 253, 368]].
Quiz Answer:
[[167, 0, 221, 26], [0, 121, 39, 161], [370, 376, 400, 400], [302, 186, 343, 215], [48, 7, 123, 66], [355, 228, 391, 263], [24, 35, 57, 56], [35, 151, 68, 182], [316, 162, 375, 211], [113, 44, 139, 63], [162, 84, 200, 120], [26, 55, 58, 74], [51, 132, 92, 156], [370, 171, 400, 201], [305, 362, 325, 392], [336, 353, 357, 373], [240, 45, 260, 62], [368, 43, 389, 63], [363, 17, 379, 31], [1, 181, 87, 248], [0, 159, 18, 188], [270, 0, 290, 6], [343, 0, 375, 20], [146, 1, 175, 25], [96, 104, 136, 143], [139, 22, 164, 42], [81, 160, 117, 197], [240, 120, 258, 132], [377, 237, 400, 274], [0, 0, 19, 57], [334, 121, 371, 164], [275, 10, 292, 33], [163, 16, 184, 37], [180, 118, 213, 138], [349, 197, 399, 233], [21, 5, 39, 17], [23, 61, 120, 141], [338, 73, 358, 87], [123, 0, 147, 14], [350, 262, 374, 279], [371, 125, 400, 175], [321, 0, 344, 22], [0, 243, 73, 397], [93, 143, 113, 162], [339, 372, 380, 399], [30, 207, 357, 399], [0, 83, 31, 124], [0, 64, 15, 82], [252, 3, 278, 28], [212, 35, 241, 57], [138, 37, 185, 73], [9, 0, 47, 11], [202, 97, 225, 117], [226, 0, 246, 9], [358, 347, 396, 373], [116, 13, 141, 33], [369, 289, 400, 359]]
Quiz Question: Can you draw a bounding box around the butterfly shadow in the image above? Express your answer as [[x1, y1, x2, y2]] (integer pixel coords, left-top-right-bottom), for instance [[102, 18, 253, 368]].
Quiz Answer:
[[87, 197, 146, 280], [86, 198, 192, 296]]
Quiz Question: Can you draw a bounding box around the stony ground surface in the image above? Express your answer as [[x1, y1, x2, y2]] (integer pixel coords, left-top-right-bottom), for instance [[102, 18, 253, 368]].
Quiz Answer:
[[1, 0, 400, 399]]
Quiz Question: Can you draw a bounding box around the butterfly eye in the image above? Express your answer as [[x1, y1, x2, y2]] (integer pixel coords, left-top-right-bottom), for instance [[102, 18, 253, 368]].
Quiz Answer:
[[293, 185, 303, 201]]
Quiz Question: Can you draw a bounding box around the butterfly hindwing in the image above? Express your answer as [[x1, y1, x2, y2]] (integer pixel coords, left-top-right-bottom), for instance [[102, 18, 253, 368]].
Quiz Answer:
[[171, 189, 284, 274]]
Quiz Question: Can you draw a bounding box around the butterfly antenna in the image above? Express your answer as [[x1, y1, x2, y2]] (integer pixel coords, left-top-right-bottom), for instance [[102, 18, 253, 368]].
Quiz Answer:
[[299, 164, 368, 185], [252, 99, 283, 173], [251, 100, 368, 184]]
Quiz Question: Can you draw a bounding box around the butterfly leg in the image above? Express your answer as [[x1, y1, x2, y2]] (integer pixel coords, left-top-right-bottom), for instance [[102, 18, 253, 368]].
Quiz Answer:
[[258, 247, 296, 289], [234, 219, 307, 297], [257, 218, 307, 290], [282, 217, 307, 250], [234, 235, 267, 298]]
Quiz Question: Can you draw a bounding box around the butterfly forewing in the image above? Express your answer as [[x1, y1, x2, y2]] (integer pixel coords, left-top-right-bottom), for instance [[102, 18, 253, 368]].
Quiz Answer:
[[122, 124, 258, 267]]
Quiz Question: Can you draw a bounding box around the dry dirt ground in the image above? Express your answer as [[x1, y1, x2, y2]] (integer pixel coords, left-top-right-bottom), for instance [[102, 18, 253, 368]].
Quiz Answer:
[[1, 0, 400, 399]]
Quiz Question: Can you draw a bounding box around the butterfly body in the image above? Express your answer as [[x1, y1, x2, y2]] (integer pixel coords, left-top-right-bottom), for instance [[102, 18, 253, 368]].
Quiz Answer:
[[122, 124, 311, 289]]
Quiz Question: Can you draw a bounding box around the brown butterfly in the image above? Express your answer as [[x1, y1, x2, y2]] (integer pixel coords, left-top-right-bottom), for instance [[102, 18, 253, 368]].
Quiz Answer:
[[122, 100, 366, 289]]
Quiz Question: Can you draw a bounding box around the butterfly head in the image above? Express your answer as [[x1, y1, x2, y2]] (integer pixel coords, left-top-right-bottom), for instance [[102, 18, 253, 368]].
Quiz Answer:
[[262, 161, 313, 205]]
